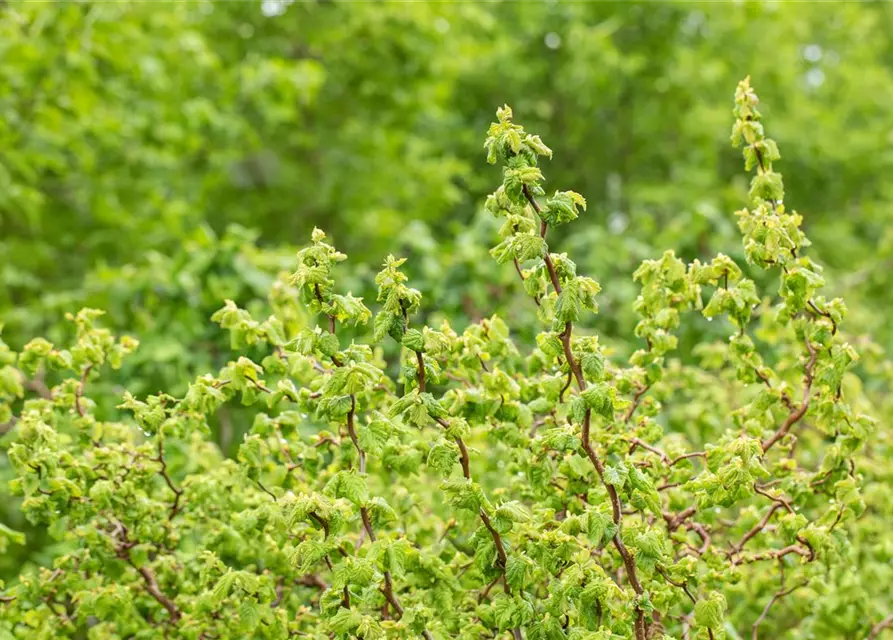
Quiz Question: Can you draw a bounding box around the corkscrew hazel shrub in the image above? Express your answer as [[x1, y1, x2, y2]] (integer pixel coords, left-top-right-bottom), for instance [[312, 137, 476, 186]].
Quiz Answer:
[[0, 78, 888, 639]]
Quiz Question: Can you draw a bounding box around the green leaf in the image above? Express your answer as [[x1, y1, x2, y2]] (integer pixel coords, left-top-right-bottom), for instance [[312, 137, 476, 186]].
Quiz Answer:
[[554, 280, 582, 323], [324, 470, 369, 506], [541, 190, 586, 226], [694, 592, 727, 630], [317, 332, 340, 357], [427, 439, 459, 477], [373, 312, 395, 343], [505, 555, 532, 591], [211, 571, 237, 605], [403, 328, 425, 352], [238, 599, 261, 632], [359, 417, 392, 456], [749, 170, 784, 202], [512, 234, 547, 263], [441, 479, 486, 513], [581, 383, 614, 420], [603, 462, 628, 488]]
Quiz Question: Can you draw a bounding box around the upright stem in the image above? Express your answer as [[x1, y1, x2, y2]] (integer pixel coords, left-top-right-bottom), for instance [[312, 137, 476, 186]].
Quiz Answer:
[[427, 349, 519, 635], [522, 184, 645, 639], [415, 351, 426, 393], [314, 289, 433, 639]]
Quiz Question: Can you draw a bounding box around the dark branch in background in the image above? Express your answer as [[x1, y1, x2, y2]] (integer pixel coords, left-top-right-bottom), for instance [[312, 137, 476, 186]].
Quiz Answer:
[[0, 415, 18, 435], [522, 183, 646, 640], [25, 370, 53, 399]]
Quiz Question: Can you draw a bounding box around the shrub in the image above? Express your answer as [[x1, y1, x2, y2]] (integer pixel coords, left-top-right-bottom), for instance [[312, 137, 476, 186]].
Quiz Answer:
[[0, 79, 888, 639]]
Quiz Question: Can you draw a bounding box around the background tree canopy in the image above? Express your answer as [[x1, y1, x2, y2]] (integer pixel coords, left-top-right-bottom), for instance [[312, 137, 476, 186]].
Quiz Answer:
[[1, 1, 893, 638], [4, 1, 893, 347]]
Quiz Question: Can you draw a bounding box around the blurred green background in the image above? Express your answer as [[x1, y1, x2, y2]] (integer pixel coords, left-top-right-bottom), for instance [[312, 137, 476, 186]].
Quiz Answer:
[[3, 0, 893, 589], [3, 0, 893, 409], [5, 1, 893, 356]]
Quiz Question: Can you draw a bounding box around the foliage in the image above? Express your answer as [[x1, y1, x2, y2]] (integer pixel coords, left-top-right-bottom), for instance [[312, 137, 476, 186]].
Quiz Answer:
[[1, 81, 891, 640], [5, 1, 893, 352]]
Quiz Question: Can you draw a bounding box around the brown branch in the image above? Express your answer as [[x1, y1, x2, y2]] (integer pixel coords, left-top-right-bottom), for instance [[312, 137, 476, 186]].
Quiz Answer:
[[806, 300, 838, 336], [479, 509, 508, 572], [334, 338, 431, 638], [761, 338, 817, 453], [308, 511, 330, 539], [735, 544, 810, 565], [629, 438, 670, 464], [686, 522, 712, 556], [433, 412, 513, 636], [730, 503, 784, 557], [478, 575, 503, 603], [0, 415, 18, 435], [669, 451, 707, 467], [655, 566, 695, 604], [360, 507, 376, 543], [663, 505, 697, 532], [559, 368, 573, 403], [256, 480, 277, 501], [522, 182, 644, 640], [623, 383, 651, 423], [296, 574, 328, 591], [75, 364, 93, 417], [431, 422, 506, 572], [344, 395, 364, 473], [360, 498, 415, 630], [416, 351, 426, 393], [435, 416, 471, 479], [796, 535, 816, 562], [247, 377, 273, 394], [307, 510, 337, 571], [753, 485, 795, 514], [25, 372, 53, 399], [869, 614, 893, 640], [754, 368, 794, 411], [752, 581, 808, 640], [582, 410, 646, 637], [113, 526, 180, 623], [154, 439, 183, 519], [313, 283, 336, 334]]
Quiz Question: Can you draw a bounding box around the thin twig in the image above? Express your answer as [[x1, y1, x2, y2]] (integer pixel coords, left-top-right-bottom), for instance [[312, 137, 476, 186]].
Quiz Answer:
[[154, 439, 184, 519], [869, 614, 893, 640], [752, 581, 808, 639]]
